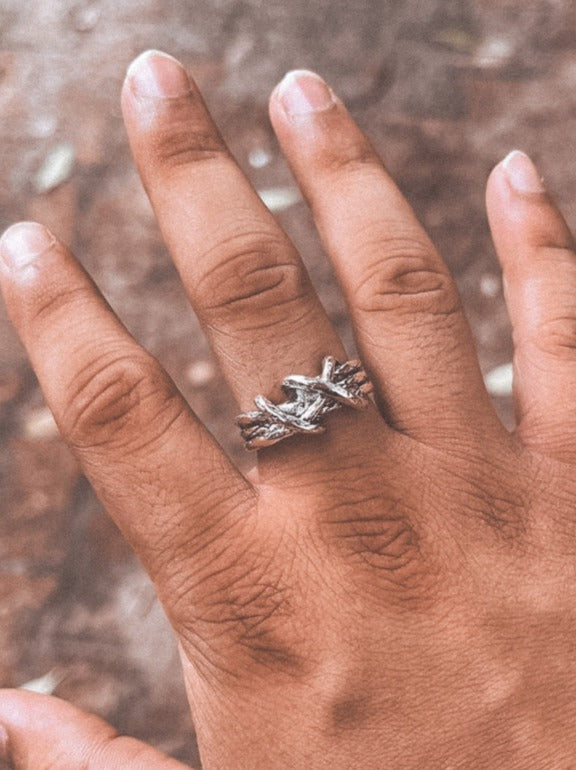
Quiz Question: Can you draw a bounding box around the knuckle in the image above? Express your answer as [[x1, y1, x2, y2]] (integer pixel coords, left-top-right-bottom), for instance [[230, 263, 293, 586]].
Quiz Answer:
[[321, 138, 382, 178], [533, 314, 576, 360], [63, 348, 180, 451], [334, 514, 420, 572], [167, 516, 309, 680], [354, 238, 461, 319], [176, 561, 306, 680], [197, 232, 310, 330], [321, 494, 431, 604], [148, 108, 225, 171], [32, 283, 94, 326]]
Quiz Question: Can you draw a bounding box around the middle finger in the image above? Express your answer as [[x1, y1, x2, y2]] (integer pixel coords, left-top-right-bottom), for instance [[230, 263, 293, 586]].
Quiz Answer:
[[121, 50, 346, 425]]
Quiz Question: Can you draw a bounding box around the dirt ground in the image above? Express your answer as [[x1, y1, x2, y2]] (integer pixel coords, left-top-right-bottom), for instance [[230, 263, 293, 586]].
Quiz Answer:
[[1, 0, 575, 765]]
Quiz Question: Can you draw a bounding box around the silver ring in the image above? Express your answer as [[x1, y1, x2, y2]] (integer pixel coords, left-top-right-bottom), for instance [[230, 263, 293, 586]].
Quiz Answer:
[[236, 356, 373, 450]]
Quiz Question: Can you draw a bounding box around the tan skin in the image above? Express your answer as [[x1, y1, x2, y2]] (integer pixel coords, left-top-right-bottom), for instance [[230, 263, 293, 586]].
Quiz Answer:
[[1, 49, 576, 769]]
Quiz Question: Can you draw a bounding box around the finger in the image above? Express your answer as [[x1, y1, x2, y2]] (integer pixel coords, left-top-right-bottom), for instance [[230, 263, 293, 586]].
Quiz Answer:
[[0, 690, 192, 769], [121, 51, 346, 417], [269, 70, 501, 443], [0, 222, 254, 618], [487, 150, 576, 461]]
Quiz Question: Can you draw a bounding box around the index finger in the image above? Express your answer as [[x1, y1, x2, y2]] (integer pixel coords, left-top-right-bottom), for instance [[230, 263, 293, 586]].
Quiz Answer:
[[0, 223, 254, 625]]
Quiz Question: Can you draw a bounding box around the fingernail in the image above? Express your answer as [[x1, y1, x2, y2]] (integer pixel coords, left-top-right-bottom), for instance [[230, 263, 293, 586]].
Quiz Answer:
[[276, 70, 336, 116], [126, 49, 190, 99], [502, 150, 545, 194], [0, 222, 56, 273]]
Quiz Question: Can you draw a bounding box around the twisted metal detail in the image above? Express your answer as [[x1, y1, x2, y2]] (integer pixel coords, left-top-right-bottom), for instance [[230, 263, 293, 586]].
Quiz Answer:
[[236, 356, 373, 450]]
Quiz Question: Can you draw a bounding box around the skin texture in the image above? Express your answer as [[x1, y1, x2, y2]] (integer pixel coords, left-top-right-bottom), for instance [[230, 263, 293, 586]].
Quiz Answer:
[[1, 50, 576, 769]]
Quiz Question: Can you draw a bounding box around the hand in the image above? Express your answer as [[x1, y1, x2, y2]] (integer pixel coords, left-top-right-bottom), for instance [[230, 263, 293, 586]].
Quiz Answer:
[[1, 49, 576, 769]]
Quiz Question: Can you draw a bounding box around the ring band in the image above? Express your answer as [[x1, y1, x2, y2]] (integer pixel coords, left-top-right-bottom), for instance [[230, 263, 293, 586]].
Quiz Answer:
[[236, 356, 373, 450]]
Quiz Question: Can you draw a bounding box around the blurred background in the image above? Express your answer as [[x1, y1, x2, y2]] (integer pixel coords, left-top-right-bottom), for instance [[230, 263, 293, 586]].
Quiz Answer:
[[0, 0, 575, 764]]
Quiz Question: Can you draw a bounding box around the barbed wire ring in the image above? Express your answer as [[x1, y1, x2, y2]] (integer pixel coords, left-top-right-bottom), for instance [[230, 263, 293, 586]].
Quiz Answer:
[[236, 356, 373, 450]]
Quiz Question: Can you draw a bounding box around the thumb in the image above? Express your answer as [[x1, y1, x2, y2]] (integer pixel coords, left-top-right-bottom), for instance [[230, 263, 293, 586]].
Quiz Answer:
[[0, 689, 193, 770]]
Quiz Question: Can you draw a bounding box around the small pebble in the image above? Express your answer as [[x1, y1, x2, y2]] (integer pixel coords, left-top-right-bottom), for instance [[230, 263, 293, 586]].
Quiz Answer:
[[480, 274, 501, 298], [28, 114, 58, 139], [258, 186, 301, 212], [484, 362, 513, 397], [249, 148, 272, 169], [35, 142, 76, 194], [186, 360, 216, 388], [73, 6, 101, 32], [20, 669, 64, 695], [24, 407, 59, 440], [474, 37, 514, 68]]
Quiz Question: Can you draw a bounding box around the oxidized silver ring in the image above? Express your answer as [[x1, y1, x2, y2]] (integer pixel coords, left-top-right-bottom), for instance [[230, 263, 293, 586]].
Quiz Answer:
[[236, 356, 373, 450]]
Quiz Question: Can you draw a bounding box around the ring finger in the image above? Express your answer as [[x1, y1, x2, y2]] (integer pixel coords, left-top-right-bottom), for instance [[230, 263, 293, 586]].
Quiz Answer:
[[121, 52, 364, 461]]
